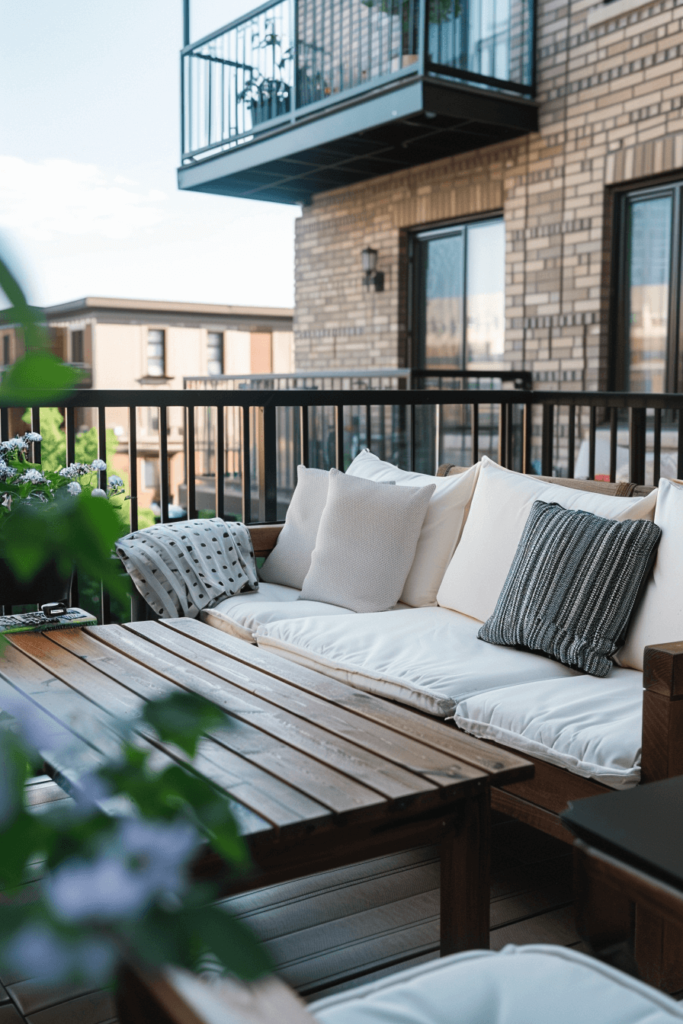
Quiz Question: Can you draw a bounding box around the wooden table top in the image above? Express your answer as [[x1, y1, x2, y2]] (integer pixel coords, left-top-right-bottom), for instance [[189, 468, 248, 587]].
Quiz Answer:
[[0, 619, 532, 859]]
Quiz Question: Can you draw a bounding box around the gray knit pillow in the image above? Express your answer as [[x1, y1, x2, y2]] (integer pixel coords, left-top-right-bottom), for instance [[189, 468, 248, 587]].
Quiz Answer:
[[300, 469, 435, 613], [478, 500, 662, 677]]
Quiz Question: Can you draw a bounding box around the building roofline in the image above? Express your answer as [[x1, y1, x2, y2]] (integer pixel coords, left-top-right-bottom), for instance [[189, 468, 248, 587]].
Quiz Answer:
[[40, 296, 294, 319]]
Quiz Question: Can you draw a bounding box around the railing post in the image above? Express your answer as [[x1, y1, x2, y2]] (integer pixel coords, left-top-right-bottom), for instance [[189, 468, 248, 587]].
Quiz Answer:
[[541, 403, 553, 476], [241, 406, 252, 524], [292, 0, 298, 114], [159, 406, 169, 524], [418, 0, 428, 74], [257, 404, 277, 522], [185, 405, 196, 520], [215, 403, 225, 520], [629, 406, 646, 486]]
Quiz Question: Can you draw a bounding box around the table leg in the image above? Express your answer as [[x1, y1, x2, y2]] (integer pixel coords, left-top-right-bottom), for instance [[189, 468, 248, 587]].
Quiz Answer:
[[440, 784, 490, 956]]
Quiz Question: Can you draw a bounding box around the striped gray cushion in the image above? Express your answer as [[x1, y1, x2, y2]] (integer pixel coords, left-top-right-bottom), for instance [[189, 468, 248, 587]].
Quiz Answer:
[[478, 500, 662, 677]]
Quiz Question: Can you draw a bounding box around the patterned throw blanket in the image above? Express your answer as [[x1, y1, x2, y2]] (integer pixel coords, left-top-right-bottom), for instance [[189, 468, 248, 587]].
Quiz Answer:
[[116, 518, 259, 619]]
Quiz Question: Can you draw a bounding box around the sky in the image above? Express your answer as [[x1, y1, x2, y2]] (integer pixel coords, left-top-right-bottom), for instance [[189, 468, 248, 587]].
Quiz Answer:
[[0, 1, 299, 311]]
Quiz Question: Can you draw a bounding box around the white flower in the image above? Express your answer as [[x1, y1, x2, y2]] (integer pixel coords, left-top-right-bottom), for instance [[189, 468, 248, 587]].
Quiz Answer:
[[5, 922, 117, 985], [20, 469, 45, 484], [91, 488, 106, 498], [66, 481, 81, 495], [23, 432, 42, 443], [0, 464, 17, 481], [90, 459, 107, 472], [1, 495, 11, 510], [58, 466, 76, 478], [4, 437, 26, 450], [108, 475, 123, 488]]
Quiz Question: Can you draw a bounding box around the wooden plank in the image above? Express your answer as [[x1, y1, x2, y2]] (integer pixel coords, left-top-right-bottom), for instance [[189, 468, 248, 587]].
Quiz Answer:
[[87, 624, 434, 810], [489, 904, 580, 950], [249, 524, 283, 558], [12, 633, 322, 832], [491, 788, 574, 845], [158, 618, 532, 784], [120, 620, 487, 790]]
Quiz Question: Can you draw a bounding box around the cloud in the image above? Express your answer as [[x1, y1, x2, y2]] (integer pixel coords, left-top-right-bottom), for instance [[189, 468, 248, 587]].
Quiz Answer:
[[0, 156, 166, 242]]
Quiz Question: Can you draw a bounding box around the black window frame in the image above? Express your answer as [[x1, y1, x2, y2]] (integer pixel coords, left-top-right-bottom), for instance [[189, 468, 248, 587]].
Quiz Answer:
[[71, 329, 84, 364], [611, 178, 683, 393], [408, 211, 506, 371]]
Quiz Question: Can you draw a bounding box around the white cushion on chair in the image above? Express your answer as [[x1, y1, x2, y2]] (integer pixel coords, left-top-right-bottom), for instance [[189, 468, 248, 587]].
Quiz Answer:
[[437, 457, 657, 624], [201, 582, 352, 642], [346, 452, 480, 607], [310, 945, 683, 1024]]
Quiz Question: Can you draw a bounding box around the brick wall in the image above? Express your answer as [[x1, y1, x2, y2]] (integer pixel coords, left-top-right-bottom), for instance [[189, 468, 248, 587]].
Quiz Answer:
[[294, 0, 683, 387]]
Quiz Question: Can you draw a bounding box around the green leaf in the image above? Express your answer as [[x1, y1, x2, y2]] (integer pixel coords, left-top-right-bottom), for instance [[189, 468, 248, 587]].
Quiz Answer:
[[0, 353, 82, 406], [143, 693, 228, 758], [186, 905, 274, 980]]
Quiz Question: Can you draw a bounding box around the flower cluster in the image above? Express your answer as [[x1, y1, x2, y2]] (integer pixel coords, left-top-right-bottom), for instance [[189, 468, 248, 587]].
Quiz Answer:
[[0, 432, 127, 515]]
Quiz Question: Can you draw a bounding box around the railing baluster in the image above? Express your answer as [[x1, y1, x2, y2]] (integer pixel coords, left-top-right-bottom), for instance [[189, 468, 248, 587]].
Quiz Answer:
[[609, 406, 617, 484], [0, 407, 8, 442], [241, 405, 252, 524], [497, 402, 507, 467], [186, 405, 196, 520], [472, 403, 479, 465], [257, 404, 277, 522], [629, 407, 646, 486], [677, 408, 683, 481], [654, 407, 661, 485], [588, 406, 596, 481], [567, 404, 575, 479], [97, 406, 107, 492], [365, 404, 372, 450], [541, 403, 553, 476], [159, 406, 169, 523], [410, 404, 416, 471], [521, 402, 530, 474], [335, 403, 344, 469], [435, 403, 442, 473], [65, 407, 76, 467], [300, 405, 309, 466], [30, 407, 41, 464], [215, 403, 225, 520], [128, 407, 138, 533]]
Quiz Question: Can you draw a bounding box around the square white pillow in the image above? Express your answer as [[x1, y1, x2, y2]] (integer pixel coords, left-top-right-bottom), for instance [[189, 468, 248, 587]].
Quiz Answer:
[[437, 456, 658, 623], [300, 468, 435, 613], [259, 465, 329, 589], [347, 450, 480, 606], [618, 478, 683, 670]]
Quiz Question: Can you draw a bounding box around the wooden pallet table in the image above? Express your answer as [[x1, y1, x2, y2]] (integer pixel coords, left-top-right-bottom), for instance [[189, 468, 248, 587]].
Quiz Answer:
[[0, 618, 532, 960]]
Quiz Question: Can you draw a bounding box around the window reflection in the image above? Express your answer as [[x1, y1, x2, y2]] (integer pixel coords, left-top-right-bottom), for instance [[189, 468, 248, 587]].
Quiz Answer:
[[466, 219, 505, 370], [627, 195, 672, 393]]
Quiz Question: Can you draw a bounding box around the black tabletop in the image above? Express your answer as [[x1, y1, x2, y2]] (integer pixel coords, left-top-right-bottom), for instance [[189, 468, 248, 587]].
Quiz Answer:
[[561, 775, 683, 892]]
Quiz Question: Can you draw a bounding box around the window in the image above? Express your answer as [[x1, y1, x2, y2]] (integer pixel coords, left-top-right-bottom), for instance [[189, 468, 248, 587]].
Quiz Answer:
[[142, 458, 159, 490], [412, 216, 505, 372], [71, 329, 84, 364], [2, 335, 9, 366], [614, 183, 681, 393], [207, 332, 224, 376], [147, 329, 165, 377]]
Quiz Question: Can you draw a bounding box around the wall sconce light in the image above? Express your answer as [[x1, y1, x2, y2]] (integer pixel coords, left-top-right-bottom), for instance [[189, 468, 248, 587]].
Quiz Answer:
[[362, 247, 384, 292]]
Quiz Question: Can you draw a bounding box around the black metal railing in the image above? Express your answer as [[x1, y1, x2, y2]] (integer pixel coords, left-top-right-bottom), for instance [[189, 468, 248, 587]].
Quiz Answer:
[[3, 387, 682, 623], [181, 0, 535, 163]]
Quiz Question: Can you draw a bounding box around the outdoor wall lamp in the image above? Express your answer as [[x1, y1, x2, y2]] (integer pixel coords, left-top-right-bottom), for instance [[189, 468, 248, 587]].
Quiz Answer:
[[362, 247, 384, 292]]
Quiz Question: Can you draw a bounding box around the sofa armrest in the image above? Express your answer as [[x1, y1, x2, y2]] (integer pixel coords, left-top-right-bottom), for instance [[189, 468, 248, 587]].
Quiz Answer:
[[642, 642, 683, 783], [248, 524, 283, 558]]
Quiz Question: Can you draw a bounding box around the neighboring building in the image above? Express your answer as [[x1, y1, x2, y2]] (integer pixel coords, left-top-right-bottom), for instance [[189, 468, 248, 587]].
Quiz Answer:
[[177, 0, 683, 399], [0, 297, 293, 509]]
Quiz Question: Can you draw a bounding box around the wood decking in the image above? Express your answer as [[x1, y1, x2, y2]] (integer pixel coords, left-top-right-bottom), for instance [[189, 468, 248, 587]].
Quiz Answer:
[[0, 808, 580, 1024]]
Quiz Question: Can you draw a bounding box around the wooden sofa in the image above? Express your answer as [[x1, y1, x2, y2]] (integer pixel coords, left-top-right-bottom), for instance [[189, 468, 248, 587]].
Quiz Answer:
[[247, 469, 682, 849]]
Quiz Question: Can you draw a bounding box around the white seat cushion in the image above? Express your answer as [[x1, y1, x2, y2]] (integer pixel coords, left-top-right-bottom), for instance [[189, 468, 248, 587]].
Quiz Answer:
[[437, 457, 658, 624], [201, 582, 353, 642], [310, 945, 683, 1024], [455, 667, 643, 789], [256, 606, 578, 717]]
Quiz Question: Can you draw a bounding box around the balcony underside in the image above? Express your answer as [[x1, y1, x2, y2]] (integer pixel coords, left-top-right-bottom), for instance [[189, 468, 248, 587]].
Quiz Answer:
[[178, 77, 537, 205]]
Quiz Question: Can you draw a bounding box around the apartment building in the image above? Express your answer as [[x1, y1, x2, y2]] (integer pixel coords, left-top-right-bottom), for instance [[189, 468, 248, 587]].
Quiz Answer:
[[0, 296, 293, 509], [177, 0, 683, 403]]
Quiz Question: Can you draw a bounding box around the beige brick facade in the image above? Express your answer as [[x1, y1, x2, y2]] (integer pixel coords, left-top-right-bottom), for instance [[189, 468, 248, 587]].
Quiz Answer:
[[294, 0, 683, 388]]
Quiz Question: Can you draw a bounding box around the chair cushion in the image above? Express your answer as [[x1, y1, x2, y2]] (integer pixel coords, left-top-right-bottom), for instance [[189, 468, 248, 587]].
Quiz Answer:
[[455, 667, 643, 789], [346, 451, 480, 606], [201, 582, 352, 642], [256, 606, 578, 717], [619, 478, 683, 670], [437, 457, 658, 624], [300, 470, 434, 613], [478, 500, 662, 677], [260, 466, 330, 589], [310, 945, 683, 1024]]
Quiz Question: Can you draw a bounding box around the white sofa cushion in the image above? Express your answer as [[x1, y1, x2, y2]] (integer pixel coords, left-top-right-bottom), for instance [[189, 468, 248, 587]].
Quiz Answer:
[[256, 606, 578, 717], [619, 478, 683, 671], [437, 457, 658, 623], [310, 945, 683, 1024], [260, 466, 329, 589], [300, 470, 434, 613], [201, 582, 352, 642], [347, 451, 480, 607], [455, 667, 643, 789]]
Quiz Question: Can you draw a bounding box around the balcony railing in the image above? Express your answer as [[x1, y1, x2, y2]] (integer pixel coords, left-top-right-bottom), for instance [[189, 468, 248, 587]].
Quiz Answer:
[[181, 0, 535, 164]]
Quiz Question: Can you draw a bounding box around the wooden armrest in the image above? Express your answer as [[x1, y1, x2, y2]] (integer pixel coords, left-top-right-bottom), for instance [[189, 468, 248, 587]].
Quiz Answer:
[[248, 524, 283, 558], [642, 642, 683, 783]]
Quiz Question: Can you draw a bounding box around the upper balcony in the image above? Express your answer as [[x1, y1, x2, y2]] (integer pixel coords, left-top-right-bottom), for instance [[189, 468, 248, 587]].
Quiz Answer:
[[178, 0, 537, 205]]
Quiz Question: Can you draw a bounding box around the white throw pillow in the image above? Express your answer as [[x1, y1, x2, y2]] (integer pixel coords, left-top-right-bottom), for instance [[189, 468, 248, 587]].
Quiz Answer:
[[618, 478, 683, 670], [300, 468, 435, 613], [259, 465, 329, 589], [347, 451, 480, 607], [437, 457, 658, 623]]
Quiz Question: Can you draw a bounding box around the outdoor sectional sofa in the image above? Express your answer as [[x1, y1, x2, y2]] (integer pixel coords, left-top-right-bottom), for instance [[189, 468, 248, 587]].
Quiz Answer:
[[198, 454, 683, 848]]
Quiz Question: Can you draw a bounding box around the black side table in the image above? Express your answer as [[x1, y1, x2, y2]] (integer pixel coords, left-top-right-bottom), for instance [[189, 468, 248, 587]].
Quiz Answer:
[[562, 776, 683, 993]]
